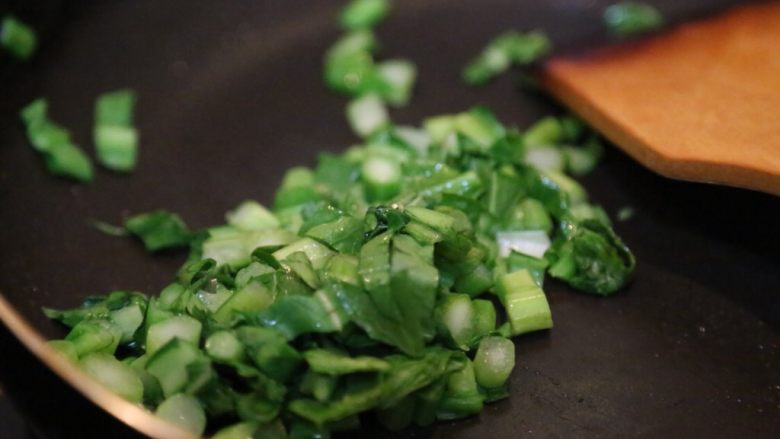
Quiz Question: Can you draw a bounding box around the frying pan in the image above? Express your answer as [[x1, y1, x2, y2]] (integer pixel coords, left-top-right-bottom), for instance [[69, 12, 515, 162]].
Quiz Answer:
[[1, 1, 779, 438]]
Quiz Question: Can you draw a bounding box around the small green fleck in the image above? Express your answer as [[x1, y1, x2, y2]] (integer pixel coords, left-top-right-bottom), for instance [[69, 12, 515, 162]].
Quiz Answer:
[[1, 15, 37, 60], [616, 206, 635, 222], [604, 2, 665, 37]]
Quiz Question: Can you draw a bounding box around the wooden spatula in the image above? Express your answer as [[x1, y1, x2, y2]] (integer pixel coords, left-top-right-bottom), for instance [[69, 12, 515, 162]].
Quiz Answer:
[[540, 1, 780, 196]]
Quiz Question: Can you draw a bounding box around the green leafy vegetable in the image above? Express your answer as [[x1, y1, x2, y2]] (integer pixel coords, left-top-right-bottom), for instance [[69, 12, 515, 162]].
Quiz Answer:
[[463, 30, 551, 86], [603, 2, 665, 37], [19, 99, 94, 182], [154, 393, 207, 436], [340, 0, 390, 30], [436, 358, 483, 420], [347, 93, 389, 138], [42, 5, 636, 436], [255, 295, 342, 339], [80, 353, 144, 403], [94, 89, 139, 171], [325, 2, 416, 107], [547, 218, 636, 295], [125, 210, 192, 252], [44, 102, 633, 434], [494, 270, 553, 335], [616, 206, 635, 222], [89, 219, 129, 237], [43, 142, 94, 182], [1, 15, 37, 59], [304, 349, 390, 375]]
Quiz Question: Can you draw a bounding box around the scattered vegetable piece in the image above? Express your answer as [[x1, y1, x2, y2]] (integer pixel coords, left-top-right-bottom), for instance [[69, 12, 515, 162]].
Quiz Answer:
[[19, 99, 94, 182], [617, 206, 635, 222], [94, 89, 139, 171], [325, 2, 416, 106], [463, 30, 551, 85], [1, 15, 37, 59], [547, 219, 636, 295], [125, 210, 192, 252], [603, 1, 665, 37], [347, 93, 389, 138], [340, 0, 390, 31], [89, 219, 129, 237]]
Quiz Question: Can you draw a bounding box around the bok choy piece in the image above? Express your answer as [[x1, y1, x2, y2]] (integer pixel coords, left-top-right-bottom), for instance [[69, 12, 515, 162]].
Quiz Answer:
[[19, 99, 93, 182], [604, 1, 665, 37], [463, 30, 552, 85], [125, 210, 192, 252], [325, 0, 416, 106], [94, 89, 139, 171], [1, 15, 37, 59]]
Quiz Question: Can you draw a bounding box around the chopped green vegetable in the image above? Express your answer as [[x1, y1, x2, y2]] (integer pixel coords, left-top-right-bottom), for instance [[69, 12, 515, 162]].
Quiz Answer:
[[361, 155, 401, 201], [47, 340, 79, 363], [340, 0, 390, 30], [494, 270, 553, 336], [304, 349, 390, 375], [212, 421, 258, 439], [324, 31, 379, 96], [604, 1, 665, 37], [125, 210, 192, 252], [496, 230, 551, 259], [89, 219, 129, 237], [43, 142, 94, 182], [463, 30, 551, 86], [93, 125, 138, 171], [617, 206, 635, 222], [94, 89, 138, 171], [42, 9, 635, 434], [438, 294, 476, 350], [145, 339, 201, 397], [436, 358, 483, 420], [226, 200, 279, 231], [547, 218, 636, 295], [81, 353, 143, 403], [376, 59, 417, 107], [473, 336, 515, 389], [146, 314, 202, 353], [155, 394, 207, 436], [325, 2, 416, 107], [44, 105, 633, 434], [524, 116, 563, 147], [346, 93, 389, 137], [205, 330, 244, 362], [1, 15, 37, 59], [19, 99, 94, 182], [95, 89, 136, 126]]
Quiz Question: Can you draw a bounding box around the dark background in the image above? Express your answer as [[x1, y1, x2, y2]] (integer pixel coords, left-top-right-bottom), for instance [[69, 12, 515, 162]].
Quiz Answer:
[[0, 0, 778, 437]]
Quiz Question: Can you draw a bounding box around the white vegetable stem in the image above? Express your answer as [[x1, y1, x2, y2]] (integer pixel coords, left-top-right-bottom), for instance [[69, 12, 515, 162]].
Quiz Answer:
[[496, 230, 551, 258]]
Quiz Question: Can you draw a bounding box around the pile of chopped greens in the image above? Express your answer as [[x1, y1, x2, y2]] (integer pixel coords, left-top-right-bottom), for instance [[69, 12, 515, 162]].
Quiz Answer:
[[41, 0, 637, 437], [46, 105, 634, 436]]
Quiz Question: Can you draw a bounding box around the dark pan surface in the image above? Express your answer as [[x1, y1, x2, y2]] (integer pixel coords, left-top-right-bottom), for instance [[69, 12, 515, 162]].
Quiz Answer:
[[1, 0, 779, 437]]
